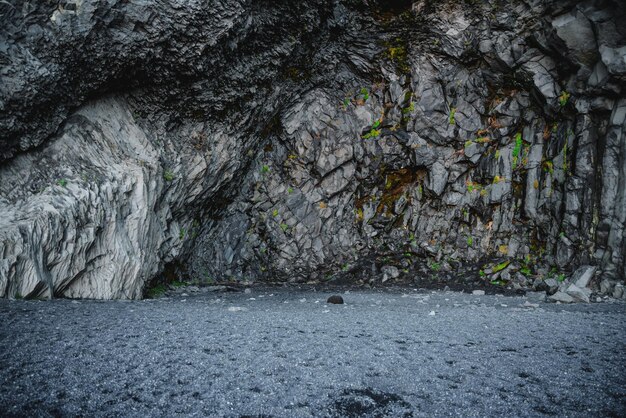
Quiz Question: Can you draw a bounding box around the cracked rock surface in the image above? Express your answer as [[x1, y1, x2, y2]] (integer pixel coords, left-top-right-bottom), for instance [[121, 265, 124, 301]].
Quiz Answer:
[[0, 0, 625, 299]]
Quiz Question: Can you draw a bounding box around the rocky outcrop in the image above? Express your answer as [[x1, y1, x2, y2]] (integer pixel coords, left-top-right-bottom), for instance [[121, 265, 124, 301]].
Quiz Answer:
[[1, 98, 204, 298], [0, 0, 625, 299]]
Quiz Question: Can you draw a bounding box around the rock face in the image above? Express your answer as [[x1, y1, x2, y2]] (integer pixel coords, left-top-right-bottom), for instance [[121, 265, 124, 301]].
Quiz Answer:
[[0, 0, 625, 299]]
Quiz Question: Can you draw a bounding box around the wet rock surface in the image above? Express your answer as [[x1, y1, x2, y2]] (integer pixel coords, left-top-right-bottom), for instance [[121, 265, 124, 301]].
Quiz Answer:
[[1, 0, 625, 299], [1, 288, 624, 417]]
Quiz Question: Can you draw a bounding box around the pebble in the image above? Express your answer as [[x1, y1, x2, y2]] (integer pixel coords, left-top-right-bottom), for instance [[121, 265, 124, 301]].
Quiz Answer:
[[327, 295, 344, 304], [472, 290, 485, 296]]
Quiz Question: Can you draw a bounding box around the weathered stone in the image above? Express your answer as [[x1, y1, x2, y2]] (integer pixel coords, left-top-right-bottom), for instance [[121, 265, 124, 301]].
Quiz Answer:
[[599, 45, 626, 75], [566, 284, 591, 303], [549, 291, 575, 304], [588, 61, 610, 87], [427, 162, 449, 196], [0, 0, 624, 299], [544, 279, 560, 295], [532, 279, 548, 292], [382, 266, 400, 283], [571, 265, 597, 289], [599, 278, 615, 295], [552, 11, 599, 67]]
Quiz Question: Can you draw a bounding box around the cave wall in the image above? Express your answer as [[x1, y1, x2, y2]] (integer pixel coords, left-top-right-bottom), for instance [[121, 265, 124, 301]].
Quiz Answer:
[[190, 0, 626, 287], [0, 0, 624, 298]]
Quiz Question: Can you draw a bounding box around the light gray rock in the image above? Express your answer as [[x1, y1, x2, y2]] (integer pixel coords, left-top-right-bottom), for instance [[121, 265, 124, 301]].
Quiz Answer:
[[588, 61, 609, 87], [0, 99, 191, 299], [427, 162, 449, 196], [522, 55, 558, 101], [566, 284, 591, 303], [572, 265, 597, 289], [382, 266, 400, 282], [599, 45, 626, 75], [549, 291, 575, 304], [600, 279, 615, 295]]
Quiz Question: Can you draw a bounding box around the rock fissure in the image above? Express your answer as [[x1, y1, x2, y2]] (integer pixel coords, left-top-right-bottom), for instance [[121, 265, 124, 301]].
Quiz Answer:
[[0, 0, 625, 299]]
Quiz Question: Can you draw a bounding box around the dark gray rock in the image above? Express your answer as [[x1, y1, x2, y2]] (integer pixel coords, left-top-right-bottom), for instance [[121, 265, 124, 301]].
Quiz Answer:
[[327, 295, 344, 304], [544, 279, 560, 295], [552, 10, 599, 67], [0, 0, 625, 299]]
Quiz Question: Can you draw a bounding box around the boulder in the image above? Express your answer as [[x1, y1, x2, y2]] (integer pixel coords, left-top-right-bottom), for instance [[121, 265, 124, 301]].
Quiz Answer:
[[571, 266, 597, 289], [544, 279, 560, 295], [382, 266, 400, 283], [549, 291, 575, 304], [566, 284, 591, 303]]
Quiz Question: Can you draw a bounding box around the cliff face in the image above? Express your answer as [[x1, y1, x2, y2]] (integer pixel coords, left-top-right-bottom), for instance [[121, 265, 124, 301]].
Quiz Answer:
[[0, 0, 624, 299]]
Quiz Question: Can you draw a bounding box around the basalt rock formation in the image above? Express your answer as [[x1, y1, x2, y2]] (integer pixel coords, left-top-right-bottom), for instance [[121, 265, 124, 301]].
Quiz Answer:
[[0, 0, 625, 299]]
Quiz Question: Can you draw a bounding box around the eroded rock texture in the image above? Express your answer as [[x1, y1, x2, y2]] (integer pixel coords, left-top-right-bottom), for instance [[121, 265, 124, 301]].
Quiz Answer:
[[0, 0, 625, 299]]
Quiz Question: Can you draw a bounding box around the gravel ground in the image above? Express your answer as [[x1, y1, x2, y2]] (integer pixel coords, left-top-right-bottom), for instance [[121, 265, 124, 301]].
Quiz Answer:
[[0, 287, 625, 417]]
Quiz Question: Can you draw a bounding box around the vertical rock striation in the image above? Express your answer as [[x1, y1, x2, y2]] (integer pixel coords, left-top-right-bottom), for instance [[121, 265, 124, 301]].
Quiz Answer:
[[0, 0, 624, 298]]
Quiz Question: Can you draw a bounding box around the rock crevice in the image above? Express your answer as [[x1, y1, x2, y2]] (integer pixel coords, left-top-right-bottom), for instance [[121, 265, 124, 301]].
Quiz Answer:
[[0, 0, 624, 299]]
